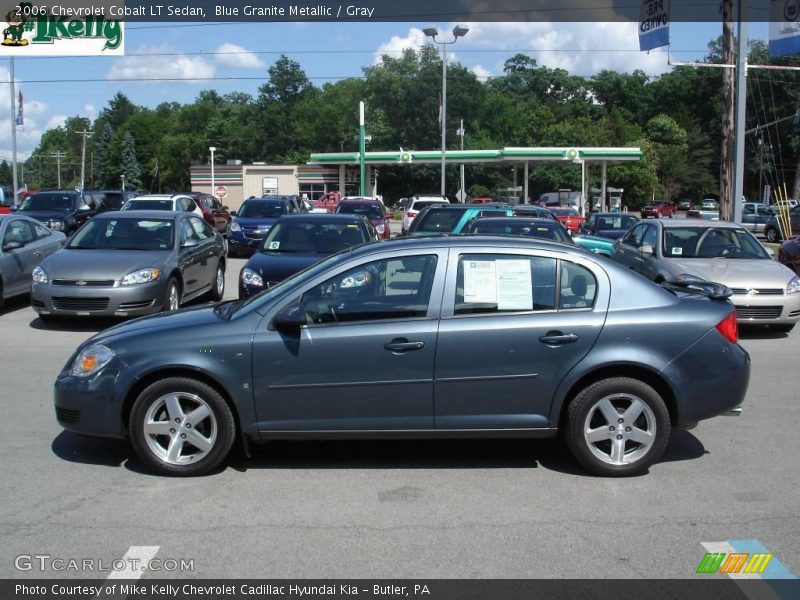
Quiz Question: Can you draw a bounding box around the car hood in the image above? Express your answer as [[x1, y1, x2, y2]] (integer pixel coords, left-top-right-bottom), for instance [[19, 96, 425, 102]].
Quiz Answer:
[[666, 256, 795, 287], [18, 210, 71, 220], [245, 251, 325, 283], [234, 216, 280, 227], [41, 249, 170, 280]]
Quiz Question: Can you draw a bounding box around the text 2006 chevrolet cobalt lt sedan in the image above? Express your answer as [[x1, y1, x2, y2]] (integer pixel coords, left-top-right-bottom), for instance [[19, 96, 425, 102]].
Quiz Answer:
[[54, 236, 750, 477]]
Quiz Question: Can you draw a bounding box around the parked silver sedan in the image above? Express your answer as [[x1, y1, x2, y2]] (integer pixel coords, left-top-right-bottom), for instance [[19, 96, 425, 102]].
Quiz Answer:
[[0, 214, 65, 309], [612, 219, 800, 331]]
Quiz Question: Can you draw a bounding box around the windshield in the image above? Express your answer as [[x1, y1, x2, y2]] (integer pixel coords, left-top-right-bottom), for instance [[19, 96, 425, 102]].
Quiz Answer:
[[67, 218, 174, 250], [260, 221, 367, 254], [20, 193, 75, 212], [410, 200, 442, 212], [123, 199, 173, 211], [415, 209, 466, 232], [238, 201, 286, 218], [595, 215, 639, 230], [662, 227, 769, 259], [472, 220, 571, 243], [551, 208, 579, 217], [337, 203, 383, 219]]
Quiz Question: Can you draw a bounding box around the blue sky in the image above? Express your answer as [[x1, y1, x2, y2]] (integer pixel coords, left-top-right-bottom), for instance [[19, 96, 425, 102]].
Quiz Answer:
[[0, 20, 773, 162]]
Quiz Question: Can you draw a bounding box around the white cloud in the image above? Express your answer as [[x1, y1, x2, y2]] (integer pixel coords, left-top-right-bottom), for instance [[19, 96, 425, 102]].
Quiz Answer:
[[373, 27, 427, 64], [214, 43, 266, 70], [471, 64, 492, 79], [107, 45, 216, 83], [84, 104, 97, 120], [377, 22, 671, 76]]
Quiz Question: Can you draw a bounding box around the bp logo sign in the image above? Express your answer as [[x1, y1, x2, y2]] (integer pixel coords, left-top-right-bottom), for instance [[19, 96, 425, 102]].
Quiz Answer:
[[566, 148, 579, 160], [399, 150, 413, 164]]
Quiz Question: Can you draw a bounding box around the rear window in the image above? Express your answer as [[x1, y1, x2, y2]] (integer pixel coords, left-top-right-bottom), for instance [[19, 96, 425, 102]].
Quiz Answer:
[[471, 220, 571, 243], [415, 209, 466, 232], [123, 200, 174, 211], [337, 203, 384, 220], [239, 201, 286, 218], [410, 200, 441, 211]]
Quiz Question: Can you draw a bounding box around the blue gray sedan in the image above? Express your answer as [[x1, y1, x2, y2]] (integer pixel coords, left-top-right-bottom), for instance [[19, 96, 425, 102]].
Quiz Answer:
[[54, 236, 749, 477]]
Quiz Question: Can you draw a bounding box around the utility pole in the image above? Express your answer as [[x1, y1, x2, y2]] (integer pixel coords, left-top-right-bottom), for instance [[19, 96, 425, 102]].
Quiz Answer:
[[456, 119, 465, 202], [358, 101, 366, 197], [732, 0, 747, 223], [50, 150, 66, 188], [720, 0, 735, 221], [77, 129, 93, 191], [9, 57, 18, 205]]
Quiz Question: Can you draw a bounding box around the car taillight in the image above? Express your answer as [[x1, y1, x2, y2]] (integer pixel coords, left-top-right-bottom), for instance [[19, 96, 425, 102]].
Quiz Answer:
[[406, 211, 416, 218], [715, 310, 738, 344]]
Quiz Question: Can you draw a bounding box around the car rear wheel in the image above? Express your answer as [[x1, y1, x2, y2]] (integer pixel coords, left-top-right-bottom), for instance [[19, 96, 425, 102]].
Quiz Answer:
[[129, 378, 236, 476], [208, 262, 225, 301], [566, 377, 670, 476], [765, 227, 781, 243], [164, 277, 180, 312]]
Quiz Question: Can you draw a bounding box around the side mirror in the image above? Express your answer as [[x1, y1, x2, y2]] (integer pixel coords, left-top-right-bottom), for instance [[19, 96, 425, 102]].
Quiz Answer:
[[181, 238, 199, 248], [3, 240, 24, 252], [273, 303, 307, 331], [641, 243, 656, 256], [78, 205, 92, 212]]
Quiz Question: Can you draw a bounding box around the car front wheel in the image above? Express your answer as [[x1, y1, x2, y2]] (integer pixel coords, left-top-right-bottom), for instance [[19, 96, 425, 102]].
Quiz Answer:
[[565, 377, 670, 476], [765, 227, 781, 243], [129, 378, 236, 476]]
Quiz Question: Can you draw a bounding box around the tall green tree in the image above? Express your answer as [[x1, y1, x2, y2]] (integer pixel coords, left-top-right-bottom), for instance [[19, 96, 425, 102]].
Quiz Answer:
[[120, 131, 142, 190]]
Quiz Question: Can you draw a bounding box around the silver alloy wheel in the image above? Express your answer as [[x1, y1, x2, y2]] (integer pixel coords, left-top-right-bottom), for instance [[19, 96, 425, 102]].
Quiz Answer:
[[215, 266, 224, 296], [583, 394, 657, 466], [143, 392, 218, 465], [168, 283, 179, 311]]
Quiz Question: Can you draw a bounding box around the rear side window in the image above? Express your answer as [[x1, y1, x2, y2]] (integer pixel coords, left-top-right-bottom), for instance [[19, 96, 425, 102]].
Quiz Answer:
[[559, 262, 597, 309]]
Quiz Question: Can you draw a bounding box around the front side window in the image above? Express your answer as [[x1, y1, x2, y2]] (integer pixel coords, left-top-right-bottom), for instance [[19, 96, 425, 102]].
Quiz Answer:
[[298, 255, 438, 324], [622, 224, 645, 248], [3, 220, 34, 245], [190, 217, 211, 240], [642, 225, 658, 249]]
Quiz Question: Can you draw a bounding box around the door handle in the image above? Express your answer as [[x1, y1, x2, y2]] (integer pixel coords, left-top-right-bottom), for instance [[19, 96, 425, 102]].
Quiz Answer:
[[32, 251, 42, 256], [384, 339, 425, 352], [539, 332, 579, 346]]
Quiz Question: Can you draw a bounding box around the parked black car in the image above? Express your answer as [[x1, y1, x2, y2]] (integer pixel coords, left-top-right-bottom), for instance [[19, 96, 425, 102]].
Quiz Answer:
[[16, 190, 96, 235], [85, 189, 139, 214]]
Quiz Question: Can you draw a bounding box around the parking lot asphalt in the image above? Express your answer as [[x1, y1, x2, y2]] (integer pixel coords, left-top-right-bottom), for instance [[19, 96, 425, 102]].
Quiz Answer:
[[1, 256, 799, 580]]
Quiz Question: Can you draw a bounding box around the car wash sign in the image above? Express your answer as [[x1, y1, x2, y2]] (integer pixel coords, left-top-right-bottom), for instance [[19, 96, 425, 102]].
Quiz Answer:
[[770, 0, 800, 57], [639, 0, 670, 51]]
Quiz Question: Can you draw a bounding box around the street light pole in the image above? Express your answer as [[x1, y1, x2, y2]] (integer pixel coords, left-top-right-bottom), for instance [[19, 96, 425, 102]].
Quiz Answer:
[[209, 146, 216, 196], [424, 25, 469, 198], [359, 101, 366, 197], [77, 129, 93, 192], [456, 119, 465, 201]]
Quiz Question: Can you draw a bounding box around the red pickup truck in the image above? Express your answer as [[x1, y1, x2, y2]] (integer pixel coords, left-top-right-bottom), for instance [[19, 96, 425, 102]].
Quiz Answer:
[[641, 200, 675, 219]]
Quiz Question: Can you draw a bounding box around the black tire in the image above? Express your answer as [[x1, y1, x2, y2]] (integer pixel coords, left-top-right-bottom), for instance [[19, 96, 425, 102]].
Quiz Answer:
[[129, 377, 236, 476], [163, 277, 180, 312], [772, 323, 795, 333], [565, 377, 671, 477], [208, 261, 225, 301], [765, 227, 781, 243]]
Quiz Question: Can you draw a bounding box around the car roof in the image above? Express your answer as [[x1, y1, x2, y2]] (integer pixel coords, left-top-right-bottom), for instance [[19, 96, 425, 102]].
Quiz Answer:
[[127, 195, 182, 201], [344, 234, 578, 258], [473, 217, 558, 225], [278, 214, 367, 223], [92, 210, 184, 220], [659, 219, 742, 229]]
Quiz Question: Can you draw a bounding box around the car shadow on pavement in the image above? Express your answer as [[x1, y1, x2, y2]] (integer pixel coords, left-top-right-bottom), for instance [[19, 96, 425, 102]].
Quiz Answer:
[[738, 325, 794, 340], [30, 315, 123, 332], [0, 293, 31, 316], [51, 431, 130, 468]]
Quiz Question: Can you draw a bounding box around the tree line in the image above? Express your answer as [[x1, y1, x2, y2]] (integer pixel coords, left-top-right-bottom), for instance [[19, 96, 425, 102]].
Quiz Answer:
[[17, 39, 800, 208]]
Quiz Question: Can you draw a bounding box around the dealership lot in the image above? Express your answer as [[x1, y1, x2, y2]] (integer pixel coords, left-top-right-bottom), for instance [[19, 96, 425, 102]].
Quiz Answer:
[[1, 258, 799, 579]]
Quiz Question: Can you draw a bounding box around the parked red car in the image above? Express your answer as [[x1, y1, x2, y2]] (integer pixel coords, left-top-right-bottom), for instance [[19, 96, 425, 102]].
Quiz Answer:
[[335, 198, 391, 239], [641, 200, 676, 219], [549, 207, 585, 234], [311, 191, 341, 213], [187, 192, 232, 235]]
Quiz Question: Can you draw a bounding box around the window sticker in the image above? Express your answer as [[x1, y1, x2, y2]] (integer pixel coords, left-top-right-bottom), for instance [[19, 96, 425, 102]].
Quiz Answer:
[[672, 247, 683, 255], [496, 259, 533, 310], [464, 260, 497, 304], [269, 241, 281, 250]]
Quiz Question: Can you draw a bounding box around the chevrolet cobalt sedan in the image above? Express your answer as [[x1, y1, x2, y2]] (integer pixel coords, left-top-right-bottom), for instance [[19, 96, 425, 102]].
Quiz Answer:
[[32, 211, 225, 319], [54, 237, 749, 477]]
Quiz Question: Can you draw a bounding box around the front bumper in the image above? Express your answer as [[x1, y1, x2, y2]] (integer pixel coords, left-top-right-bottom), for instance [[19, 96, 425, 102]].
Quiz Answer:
[[228, 231, 264, 253], [730, 292, 800, 325], [32, 280, 166, 317], [54, 368, 126, 439]]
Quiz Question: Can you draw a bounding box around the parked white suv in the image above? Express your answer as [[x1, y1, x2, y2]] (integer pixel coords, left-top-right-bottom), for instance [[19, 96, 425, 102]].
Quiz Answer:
[[121, 194, 205, 220], [401, 196, 451, 234]]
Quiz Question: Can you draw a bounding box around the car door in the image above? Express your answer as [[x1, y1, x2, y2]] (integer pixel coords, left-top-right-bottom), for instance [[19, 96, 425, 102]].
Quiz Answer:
[[637, 224, 661, 279], [613, 223, 647, 270], [177, 217, 205, 296], [251, 249, 447, 432], [434, 248, 608, 429], [188, 216, 219, 287], [1, 219, 38, 296]]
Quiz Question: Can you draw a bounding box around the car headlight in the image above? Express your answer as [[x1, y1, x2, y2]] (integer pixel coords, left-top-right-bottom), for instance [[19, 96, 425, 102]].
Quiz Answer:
[[788, 276, 800, 294], [32, 265, 48, 284], [120, 267, 160, 286], [376, 224, 386, 234], [675, 273, 705, 284], [230, 221, 241, 232], [47, 220, 64, 231], [70, 344, 115, 377], [241, 268, 263, 287]]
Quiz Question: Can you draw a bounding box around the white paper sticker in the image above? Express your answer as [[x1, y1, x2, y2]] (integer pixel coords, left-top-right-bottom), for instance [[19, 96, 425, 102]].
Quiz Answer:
[[496, 260, 533, 310], [463, 261, 497, 304], [268, 241, 281, 250], [671, 247, 682, 255]]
